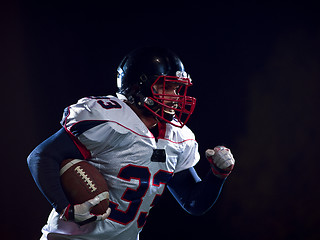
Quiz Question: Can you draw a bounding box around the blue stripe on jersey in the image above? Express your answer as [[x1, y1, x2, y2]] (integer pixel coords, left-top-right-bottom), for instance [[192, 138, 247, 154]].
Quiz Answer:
[[70, 120, 108, 136]]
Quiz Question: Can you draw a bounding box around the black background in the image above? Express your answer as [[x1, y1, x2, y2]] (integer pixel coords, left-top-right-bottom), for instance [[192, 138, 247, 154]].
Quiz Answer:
[[1, 1, 320, 239]]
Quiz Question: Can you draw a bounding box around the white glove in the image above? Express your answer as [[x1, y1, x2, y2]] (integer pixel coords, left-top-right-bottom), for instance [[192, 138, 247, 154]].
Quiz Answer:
[[206, 146, 235, 179], [60, 191, 111, 226]]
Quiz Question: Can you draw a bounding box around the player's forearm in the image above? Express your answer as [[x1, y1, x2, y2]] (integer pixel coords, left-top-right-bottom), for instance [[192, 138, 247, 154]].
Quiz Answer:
[[168, 168, 225, 216], [27, 128, 84, 213], [27, 148, 70, 212], [183, 171, 225, 216]]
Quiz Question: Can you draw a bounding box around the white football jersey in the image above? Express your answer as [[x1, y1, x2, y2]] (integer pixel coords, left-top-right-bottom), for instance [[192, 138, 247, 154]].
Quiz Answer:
[[41, 96, 200, 240]]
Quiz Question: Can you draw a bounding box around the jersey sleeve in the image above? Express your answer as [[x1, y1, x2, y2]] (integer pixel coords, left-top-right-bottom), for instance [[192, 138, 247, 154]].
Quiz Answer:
[[174, 126, 200, 173], [60, 96, 124, 159]]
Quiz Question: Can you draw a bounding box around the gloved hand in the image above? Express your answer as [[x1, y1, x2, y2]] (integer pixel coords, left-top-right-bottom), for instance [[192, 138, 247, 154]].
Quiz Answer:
[[206, 146, 235, 179], [60, 191, 111, 226]]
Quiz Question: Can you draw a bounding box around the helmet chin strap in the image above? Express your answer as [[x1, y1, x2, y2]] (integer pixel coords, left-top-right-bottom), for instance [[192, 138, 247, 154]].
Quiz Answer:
[[154, 108, 174, 122], [163, 111, 174, 121], [143, 96, 176, 123]]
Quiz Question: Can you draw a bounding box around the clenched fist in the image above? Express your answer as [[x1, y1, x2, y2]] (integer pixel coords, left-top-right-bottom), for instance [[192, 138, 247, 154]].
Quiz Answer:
[[206, 146, 235, 179]]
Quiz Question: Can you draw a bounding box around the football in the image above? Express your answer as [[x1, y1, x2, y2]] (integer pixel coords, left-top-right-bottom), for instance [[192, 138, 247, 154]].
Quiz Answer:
[[60, 159, 109, 215]]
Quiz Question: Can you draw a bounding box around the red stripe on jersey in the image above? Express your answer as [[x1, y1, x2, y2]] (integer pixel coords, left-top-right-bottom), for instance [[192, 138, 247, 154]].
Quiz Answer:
[[62, 106, 91, 159], [107, 120, 196, 144], [159, 138, 197, 144], [104, 120, 156, 139], [63, 127, 91, 160]]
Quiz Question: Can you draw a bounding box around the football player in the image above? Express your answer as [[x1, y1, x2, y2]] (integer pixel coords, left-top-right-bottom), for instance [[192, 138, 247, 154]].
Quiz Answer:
[[27, 46, 235, 240]]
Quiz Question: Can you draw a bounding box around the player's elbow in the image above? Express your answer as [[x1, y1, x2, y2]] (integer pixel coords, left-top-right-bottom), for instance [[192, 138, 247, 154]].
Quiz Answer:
[[27, 147, 44, 174], [27, 149, 36, 169], [187, 209, 206, 216], [182, 201, 214, 216]]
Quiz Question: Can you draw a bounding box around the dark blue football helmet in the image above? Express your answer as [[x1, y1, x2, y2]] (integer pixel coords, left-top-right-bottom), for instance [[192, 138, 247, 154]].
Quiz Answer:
[[116, 46, 196, 127]]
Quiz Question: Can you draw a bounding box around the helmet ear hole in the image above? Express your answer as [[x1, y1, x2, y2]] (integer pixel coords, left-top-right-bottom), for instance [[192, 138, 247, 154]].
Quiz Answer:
[[144, 98, 155, 106], [140, 74, 148, 83]]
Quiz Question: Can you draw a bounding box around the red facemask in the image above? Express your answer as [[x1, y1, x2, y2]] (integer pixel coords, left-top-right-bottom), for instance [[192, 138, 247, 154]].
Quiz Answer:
[[144, 75, 196, 128]]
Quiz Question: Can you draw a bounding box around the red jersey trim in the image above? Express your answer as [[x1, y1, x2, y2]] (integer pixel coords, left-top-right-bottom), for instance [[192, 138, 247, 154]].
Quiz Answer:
[[63, 127, 91, 160], [62, 106, 91, 159]]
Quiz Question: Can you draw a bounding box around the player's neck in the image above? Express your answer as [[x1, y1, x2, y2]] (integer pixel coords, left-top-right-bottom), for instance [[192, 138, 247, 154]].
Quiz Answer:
[[125, 102, 158, 129]]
